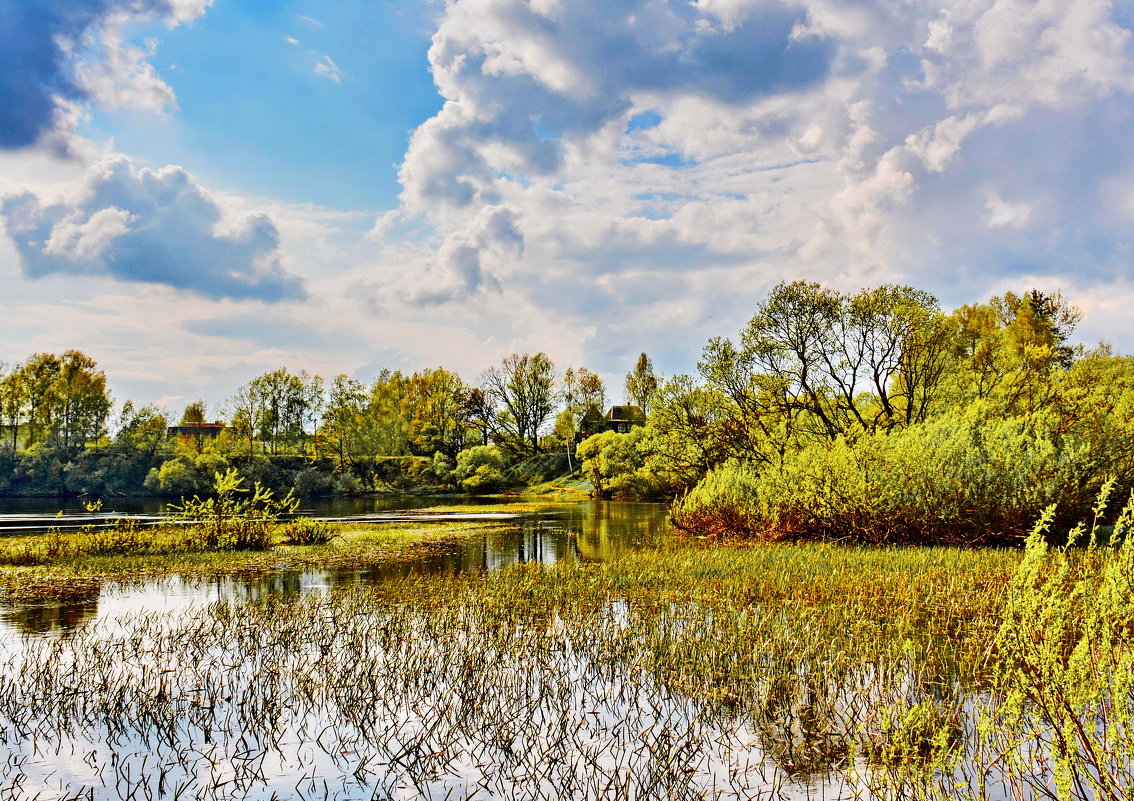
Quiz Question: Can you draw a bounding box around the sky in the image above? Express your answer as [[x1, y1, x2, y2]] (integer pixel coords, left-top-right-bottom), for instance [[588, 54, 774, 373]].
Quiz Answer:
[[2, 0, 1134, 418]]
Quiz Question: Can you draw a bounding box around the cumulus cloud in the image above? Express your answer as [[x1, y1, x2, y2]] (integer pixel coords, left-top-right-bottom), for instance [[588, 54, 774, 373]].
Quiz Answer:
[[389, 0, 1134, 327], [1, 156, 304, 302], [404, 205, 523, 305], [398, 0, 834, 213], [0, 0, 211, 151]]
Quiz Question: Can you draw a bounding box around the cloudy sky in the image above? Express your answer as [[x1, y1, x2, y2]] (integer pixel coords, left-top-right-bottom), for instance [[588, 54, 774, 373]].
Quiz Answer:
[[2, 0, 1134, 414]]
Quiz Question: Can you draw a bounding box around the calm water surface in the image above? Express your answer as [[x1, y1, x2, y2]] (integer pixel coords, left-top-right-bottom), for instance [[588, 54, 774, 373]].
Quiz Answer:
[[0, 499, 672, 637]]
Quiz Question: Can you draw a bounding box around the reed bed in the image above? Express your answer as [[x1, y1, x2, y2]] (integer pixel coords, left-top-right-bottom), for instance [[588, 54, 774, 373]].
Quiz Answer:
[[0, 505, 1131, 800], [0, 540, 1027, 800], [0, 520, 499, 605]]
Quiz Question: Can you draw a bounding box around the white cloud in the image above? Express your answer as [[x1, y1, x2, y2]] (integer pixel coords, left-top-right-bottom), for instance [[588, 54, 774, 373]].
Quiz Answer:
[[313, 55, 344, 84], [2, 156, 304, 301], [362, 0, 1134, 381]]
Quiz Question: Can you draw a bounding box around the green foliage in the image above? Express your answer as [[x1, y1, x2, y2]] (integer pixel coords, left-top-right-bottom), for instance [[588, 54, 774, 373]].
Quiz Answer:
[[577, 430, 646, 498], [280, 517, 335, 546], [454, 445, 508, 494], [144, 458, 207, 496], [982, 488, 1134, 800], [672, 404, 1102, 543], [293, 467, 334, 496], [169, 468, 298, 551]]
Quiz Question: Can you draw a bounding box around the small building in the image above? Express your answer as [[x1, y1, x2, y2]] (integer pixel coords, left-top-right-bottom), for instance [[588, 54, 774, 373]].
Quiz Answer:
[[578, 407, 608, 440], [605, 405, 644, 434], [167, 421, 226, 440]]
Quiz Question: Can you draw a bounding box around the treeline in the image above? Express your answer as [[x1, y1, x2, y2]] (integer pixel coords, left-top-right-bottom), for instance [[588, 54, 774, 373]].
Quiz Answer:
[[0, 347, 646, 498], [6, 281, 1130, 544], [580, 283, 1134, 543]]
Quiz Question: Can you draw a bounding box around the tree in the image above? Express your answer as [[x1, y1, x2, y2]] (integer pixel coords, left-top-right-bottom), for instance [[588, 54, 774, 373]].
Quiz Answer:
[[298, 370, 325, 458], [576, 368, 606, 416], [227, 381, 266, 456], [54, 350, 112, 450], [245, 368, 310, 455], [481, 353, 558, 456], [324, 375, 367, 470], [404, 368, 468, 456], [559, 367, 606, 470], [625, 353, 659, 413], [0, 363, 25, 457], [19, 352, 62, 447], [700, 281, 949, 453], [7, 351, 112, 452], [180, 401, 207, 425], [464, 386, 497, 447], [952, 289, 1083, 414]]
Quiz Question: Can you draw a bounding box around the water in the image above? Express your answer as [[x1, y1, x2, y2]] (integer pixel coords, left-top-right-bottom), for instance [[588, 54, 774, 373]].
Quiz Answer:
[[0, 500, 1044, 799], [0, 500, 672, 637], [0, 499, 856, 800]]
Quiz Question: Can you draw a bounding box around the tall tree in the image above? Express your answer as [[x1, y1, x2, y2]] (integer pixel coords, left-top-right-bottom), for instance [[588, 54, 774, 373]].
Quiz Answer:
[[8, 351, 112, 451], [464, 386, 497, 447], [700, 281, 948, 449], [625, 353, 659, 413], [0, 363, 25, 457], [55, 350, 112, 450], [482, 353, 558, 455], [20, 352, 62, 447], [324, 375, 367, 470], [180, 401, 207, 424]]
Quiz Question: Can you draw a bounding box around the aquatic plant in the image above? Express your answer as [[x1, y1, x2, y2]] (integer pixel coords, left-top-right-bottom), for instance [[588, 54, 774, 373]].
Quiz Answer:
[[169, 468, 298, 550]]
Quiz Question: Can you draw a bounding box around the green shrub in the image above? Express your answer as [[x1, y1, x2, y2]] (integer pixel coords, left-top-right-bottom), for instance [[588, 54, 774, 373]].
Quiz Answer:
[[986, 486, 1134, 800], [333, 472, 366, 495], [672, 404, 1093, 544], [280, 517, 335, 546], [454, 446, 508, 494], [293, 468, 334, 496], [169, 468, 297, 551], [144, 458, 206, 495]]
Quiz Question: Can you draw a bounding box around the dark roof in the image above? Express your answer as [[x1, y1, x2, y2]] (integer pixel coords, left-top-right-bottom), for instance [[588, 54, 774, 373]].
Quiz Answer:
[[605, 405, 643, 422]]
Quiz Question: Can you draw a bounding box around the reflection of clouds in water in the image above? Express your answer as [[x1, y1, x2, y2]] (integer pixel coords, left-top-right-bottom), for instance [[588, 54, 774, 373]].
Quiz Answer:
[[0, 591, 858, 800]]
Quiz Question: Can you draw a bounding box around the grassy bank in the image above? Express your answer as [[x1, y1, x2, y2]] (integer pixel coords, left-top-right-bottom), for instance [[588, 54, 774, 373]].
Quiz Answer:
[[0, 517, 504, 604]]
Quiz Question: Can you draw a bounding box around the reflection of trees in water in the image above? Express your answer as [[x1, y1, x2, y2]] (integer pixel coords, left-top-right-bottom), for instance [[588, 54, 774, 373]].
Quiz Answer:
[[573, 501, 671, 562], [2, 583, 102, 635]]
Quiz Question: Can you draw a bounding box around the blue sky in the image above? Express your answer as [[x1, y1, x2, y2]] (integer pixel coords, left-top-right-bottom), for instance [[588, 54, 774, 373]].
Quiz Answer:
[[81, 0, 443, 209], [2, 0, 1134, 415]]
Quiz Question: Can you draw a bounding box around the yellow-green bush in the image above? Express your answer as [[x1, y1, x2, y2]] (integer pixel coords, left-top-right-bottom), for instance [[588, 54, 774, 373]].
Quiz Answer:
[[671, 404, 1098, 543]]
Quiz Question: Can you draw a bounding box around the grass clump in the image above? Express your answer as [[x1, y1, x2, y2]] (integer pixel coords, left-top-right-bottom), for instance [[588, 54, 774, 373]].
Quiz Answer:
[[279, 517, 335, 546]]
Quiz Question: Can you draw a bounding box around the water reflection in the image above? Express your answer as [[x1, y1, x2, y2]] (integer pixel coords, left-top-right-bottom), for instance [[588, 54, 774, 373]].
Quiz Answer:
[[0, 501, 672, 637], [1, 583, 102, 635]]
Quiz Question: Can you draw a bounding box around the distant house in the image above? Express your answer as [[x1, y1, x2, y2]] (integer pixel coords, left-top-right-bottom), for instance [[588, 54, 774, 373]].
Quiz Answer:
[[578, 407, 608, 440], [575, 405, 646, 442], [167, 421, 226, 440], [605, 405, 644, 434]]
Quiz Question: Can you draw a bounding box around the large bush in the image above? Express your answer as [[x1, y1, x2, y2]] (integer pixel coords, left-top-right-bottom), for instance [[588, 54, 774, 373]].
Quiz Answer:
[[454, 446, 508, 494], [671, 405, 1100, 544]]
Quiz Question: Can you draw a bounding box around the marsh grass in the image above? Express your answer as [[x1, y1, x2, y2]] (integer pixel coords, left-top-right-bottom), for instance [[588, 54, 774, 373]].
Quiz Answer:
[[0, 536, 1026, 800], [0, 498, 1131, 799], [0, 520, 501, 607]]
